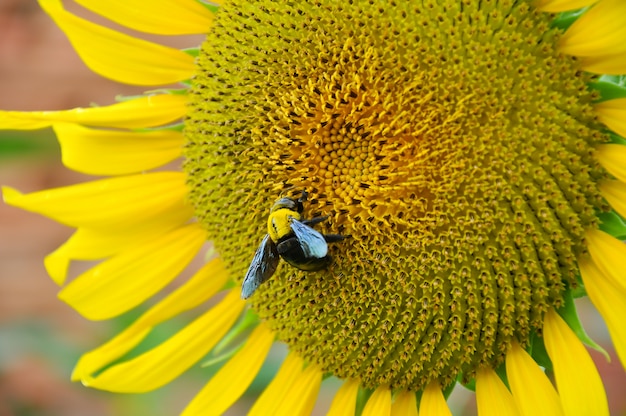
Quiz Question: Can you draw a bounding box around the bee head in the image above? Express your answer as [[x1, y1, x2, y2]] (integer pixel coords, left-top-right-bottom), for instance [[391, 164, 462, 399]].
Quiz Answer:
[[270, 192, 306, 214]]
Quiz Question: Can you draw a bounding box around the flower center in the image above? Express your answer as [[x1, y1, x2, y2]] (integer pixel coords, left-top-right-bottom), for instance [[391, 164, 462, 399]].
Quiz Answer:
[[183, 0, 608, 390]]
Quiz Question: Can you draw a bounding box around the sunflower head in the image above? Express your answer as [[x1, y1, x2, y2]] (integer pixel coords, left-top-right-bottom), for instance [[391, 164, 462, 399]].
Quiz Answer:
[[3, 0, 625, 414], [184, 0, 610, 392]]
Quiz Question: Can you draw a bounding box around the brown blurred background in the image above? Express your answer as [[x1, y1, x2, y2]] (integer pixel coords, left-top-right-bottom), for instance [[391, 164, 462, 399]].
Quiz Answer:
[[0, 0, 205, 414], [0, 0, 624, 415]]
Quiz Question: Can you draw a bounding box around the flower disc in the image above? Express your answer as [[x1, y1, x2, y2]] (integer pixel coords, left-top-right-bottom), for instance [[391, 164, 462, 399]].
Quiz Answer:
[[184, 0, 608, 390]]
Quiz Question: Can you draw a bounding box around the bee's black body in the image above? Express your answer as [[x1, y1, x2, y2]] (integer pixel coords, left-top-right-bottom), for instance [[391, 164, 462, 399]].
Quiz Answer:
[[241, 191, 344, 299]]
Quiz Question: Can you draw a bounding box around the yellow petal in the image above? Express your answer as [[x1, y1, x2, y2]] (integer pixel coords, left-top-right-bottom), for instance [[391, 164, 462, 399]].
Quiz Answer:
[[54, 123, 183, 176], [595, 98, 626, 138], [596, 143, 626, 183], [585, 228, 626, 293], [559, 0, 626, 56], [534, 0, 598, 12], [182, 323, 275, 416], [38, 0, 195, 85], [362, 385, 391, 416], [543, 309, 609, 416], [83, 290, 245, 392], [75, 0, 215, 35], [248, 354, 304, 416], [58, 224, 206, 320], [72, 258, 229, 381], [578, 52, 626, 75], [327, 379, 360, 416], [44, 208, 192, 285], [391, 390, 418, 416], [505, 341, 564, 416], [476, 368, 520, 416], [0, 94, 187, 130], [579, 257, 626, 369], [599, 180, 626, 219], [273, 363, 322, 416], [2, 172, 189, 229], [418, 382, 452, 416]]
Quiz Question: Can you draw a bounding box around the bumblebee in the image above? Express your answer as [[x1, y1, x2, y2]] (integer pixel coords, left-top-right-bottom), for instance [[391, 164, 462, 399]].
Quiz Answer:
[[241, 191, 344, 299]]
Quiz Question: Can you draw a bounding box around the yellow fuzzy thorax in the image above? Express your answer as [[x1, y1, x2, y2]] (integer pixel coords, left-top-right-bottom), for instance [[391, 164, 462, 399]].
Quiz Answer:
[[268, 208, 301, 243]]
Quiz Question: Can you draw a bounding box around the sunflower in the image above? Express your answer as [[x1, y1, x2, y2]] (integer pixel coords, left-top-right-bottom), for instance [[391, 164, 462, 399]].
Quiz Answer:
[[2, 0, 626, 414]]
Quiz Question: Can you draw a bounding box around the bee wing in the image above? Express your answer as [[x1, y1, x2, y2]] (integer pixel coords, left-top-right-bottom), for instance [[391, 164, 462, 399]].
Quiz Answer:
[[290, 219, 328, 258], [241, 234, 279, 299]]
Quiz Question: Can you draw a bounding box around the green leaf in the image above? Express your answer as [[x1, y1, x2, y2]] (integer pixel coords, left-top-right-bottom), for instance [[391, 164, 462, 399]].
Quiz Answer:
[[0, 129, 58, 158], [557, 288, 610, 361]]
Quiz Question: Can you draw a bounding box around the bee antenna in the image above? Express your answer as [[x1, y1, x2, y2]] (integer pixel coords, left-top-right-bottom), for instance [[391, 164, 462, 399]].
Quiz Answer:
[[298, 190, 308, 203]]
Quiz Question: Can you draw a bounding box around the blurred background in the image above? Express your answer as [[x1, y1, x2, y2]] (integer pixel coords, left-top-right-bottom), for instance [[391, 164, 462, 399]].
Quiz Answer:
[[0, 0, 210, 414], [0, 0, 624, 415]]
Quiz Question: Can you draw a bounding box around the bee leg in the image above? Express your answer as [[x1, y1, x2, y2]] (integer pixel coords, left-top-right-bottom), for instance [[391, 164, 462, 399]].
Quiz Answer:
[[302, 215, 328, 226], [297, 190, 308, 203], [323, 233, 345, 243]]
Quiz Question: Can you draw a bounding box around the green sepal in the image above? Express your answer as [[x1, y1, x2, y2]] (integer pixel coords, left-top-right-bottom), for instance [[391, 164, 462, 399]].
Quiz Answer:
[[354, 387, 374, 416], [131, 123, 184, 134], [168, 88, 189, 95], [529, 331, 553, 372], [183, 47, 200, 58], [598, 210, 626, 239], [557, 288, 610, 360], [459, 373, 476, 392], [550, 8, 587, 31], [113, 89, 188, 104], [600, 75, 626, 88], [204, 244, 218, 262], [199, 308, 261, 368], [198, 0, 220, 14], [154, 88, 189, 96], [494, 360, 510, 390], [570, 283, 587, 298], [200, 342, 243, 368], [442, 381, 457, 400], [321, 372, 335, 381], [589, 79, 626, 102], [608, 132, 626, 145], [211, 308, 260, 355], [221, 280, 237, 290], [414, 388, 423, 409]]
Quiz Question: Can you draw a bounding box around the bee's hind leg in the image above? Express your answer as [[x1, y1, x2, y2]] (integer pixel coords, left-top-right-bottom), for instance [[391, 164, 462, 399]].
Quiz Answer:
[[301, 216, 347, 243], [323, 233, 345, 243], [302, 215, 329, 226]]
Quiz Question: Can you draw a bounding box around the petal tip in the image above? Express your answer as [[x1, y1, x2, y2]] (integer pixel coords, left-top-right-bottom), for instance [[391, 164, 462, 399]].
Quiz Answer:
[[44, 251, 70, 286], [2, 186, 23, 206]]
